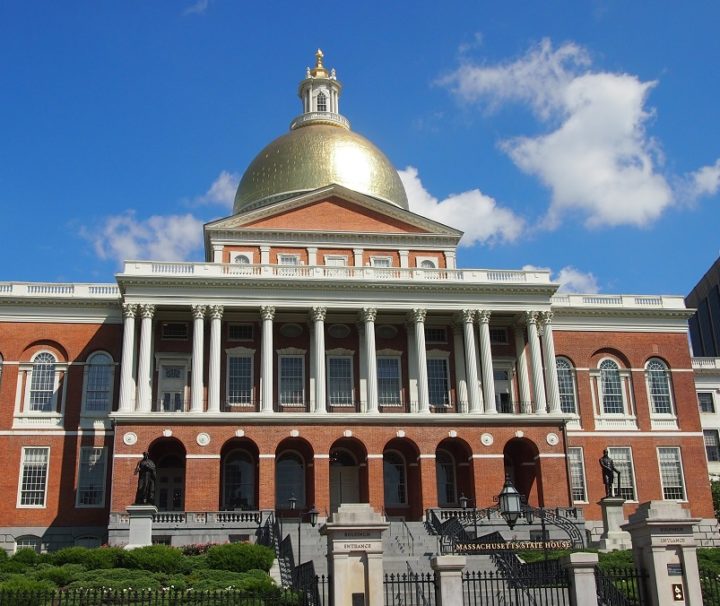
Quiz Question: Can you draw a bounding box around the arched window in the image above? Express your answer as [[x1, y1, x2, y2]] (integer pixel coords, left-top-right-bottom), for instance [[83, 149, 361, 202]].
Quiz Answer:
[[276, 452, 305, 508], [29, 352, 57, 412], [420, 260, 436, 269], [234, 254, 250, 264], [556, 357, 577, 414], [646, 358, 673, 414], [383, 451, 407, 506], [435, 450, 457, 507], [15, 535, 41, 553], [222, 450, 255, 510], [84, 352, 114, 413], [599, 359, 623, 414], [317, 92, 327, 112]]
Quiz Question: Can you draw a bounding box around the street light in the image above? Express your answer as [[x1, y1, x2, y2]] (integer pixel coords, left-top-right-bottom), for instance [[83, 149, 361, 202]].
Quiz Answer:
[[497, 474, 523, 530], [459, 493, 478, 539], [288, 493, 319, 565]]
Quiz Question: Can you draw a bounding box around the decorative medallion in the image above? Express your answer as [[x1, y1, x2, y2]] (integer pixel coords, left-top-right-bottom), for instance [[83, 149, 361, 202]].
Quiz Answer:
[[448, 430, 458, 438], [196, 432, 211, 447], [515, 430, 524, 438], [123, 432, 138, 446], [396, 430, 406, 438], [546, 432, 559, 446], [235, 429, 245, 438], [343, 430, 353, 438], [480, 433, 493, 446], [290, 429, 300, 437], [162, 429, 173, 438]]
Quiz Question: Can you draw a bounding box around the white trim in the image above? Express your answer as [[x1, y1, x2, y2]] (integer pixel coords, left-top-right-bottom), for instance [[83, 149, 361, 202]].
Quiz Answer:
[[366, 454, 383, 459], [0, 430, 114, 436], [259, 454, 276, 459], [537, 453, 566, 458], [114, 453, 144, 459], [471, 454, 505, 459], [567, 431, 703, 437], [418, 454, 436, 459], [186, 454, 222, 459], [314, 454, 331, 459]]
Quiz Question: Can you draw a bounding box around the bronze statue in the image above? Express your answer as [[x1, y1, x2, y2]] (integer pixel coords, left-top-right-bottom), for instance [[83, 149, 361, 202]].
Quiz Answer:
[[134, 452, 156, 505], [599, 449, 621, 498]]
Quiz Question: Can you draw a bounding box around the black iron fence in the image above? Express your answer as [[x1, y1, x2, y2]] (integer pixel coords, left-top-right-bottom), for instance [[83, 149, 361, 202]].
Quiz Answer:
[[596, 567, 647, 606], [384, 572, 437, 606], [701, 572, 720, 606], [463, 569, 570, 606]]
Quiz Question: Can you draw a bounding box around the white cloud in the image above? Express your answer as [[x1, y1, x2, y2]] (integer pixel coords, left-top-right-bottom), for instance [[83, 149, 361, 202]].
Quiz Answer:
[[89, 212, 204, 265], [523, 264, 600, 294], [440, 38, 676, 228], [687, 159, 720, 198], [183, 0, 210, 16], [399, 166, 524, 246], [194, 170, 239, 209]]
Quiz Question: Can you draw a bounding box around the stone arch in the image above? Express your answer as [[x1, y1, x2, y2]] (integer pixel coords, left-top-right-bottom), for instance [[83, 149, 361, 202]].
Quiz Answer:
[[435, 437, 474, 508], [382, 437, 422, 521], [503, 437, 542, 506], [148, 437, 187, 511], [220, 437, 260, 511], [329, 437, 368, 512], [275, 437, 315, 515]]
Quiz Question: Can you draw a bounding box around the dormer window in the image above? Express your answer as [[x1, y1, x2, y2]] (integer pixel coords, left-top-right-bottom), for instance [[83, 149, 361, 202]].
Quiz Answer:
[[317, 92, 327, 112]]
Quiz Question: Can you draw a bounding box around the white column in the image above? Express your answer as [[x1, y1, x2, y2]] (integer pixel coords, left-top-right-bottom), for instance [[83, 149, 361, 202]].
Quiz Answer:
[[353, 248, 363, 267], [312, 307, 327, 413], [514, 322, 532, 413], [190, 305, 206, 413], [452, 323, 468, 413], [207, 305, 223, 414], [358, 323, 368, 412], [477, 310, 497, 413], [212, 244, 223, 263], [411, 308, 429, 413], [460, 310, 482, 414], [307, 247, 318, 267], [406, 322, 419, 412], [540, 311, 562, 414], [526, 311, 547, 414], [136, 304, 155, 413], [260, 306, 275, 413], [362, 307, 378, 413], [260, 246, 270, 265], [118, 303, 137, 413], [444, 251, 456, 270], [399, 250, 409, 268]]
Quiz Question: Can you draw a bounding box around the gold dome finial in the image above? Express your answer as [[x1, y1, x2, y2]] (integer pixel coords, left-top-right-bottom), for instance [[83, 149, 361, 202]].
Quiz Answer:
[[309, 48, 329, 78]]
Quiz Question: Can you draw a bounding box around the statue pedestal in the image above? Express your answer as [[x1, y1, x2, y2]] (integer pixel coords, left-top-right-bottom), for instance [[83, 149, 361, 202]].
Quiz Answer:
[[125, 504, 157, 550], [598, 497, 631, 551]]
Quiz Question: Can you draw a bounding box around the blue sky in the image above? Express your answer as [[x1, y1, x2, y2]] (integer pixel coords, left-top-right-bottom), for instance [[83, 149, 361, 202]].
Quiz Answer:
[[1, 1, 719, 295]]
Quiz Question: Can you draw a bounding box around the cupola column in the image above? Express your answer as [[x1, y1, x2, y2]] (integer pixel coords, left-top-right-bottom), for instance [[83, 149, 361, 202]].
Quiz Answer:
[[190, 305, 206, 413], [452, 323, 468, 413], [526, 311, 547, 414], [460, 310, 482, 413], [118, 303, 137, 413], [207, 305, 223, 414], [514, 322, 532, 413], [477, 310, 497, 413], [540, 312, 561, 414], [411, 309, 430, 413], [361, 308, 379, 413], [312, 307, 327, 414], [136, 304, 155, 413], [260, 306, 275, 413]]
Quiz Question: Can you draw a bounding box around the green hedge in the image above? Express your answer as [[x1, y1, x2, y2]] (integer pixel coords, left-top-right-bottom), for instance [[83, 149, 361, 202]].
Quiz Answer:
[[205, 543, 275, 573], [122, 545, 191, 574]]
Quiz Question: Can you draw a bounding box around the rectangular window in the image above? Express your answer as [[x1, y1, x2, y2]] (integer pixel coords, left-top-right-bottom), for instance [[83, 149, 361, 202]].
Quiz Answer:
[[327, 357, 353, 406], [427, 358, 450, 406], [705, 430, 720, 462], [85, 363, 112, 413], [279, 356, 304, 405], [161, 323, 188, 340], [567, 448, 587, 502], [77, 447, 107, 507], [489, 328, 508, 344], [370, 257, 391, 268], [699, 392, 715, 413], [228, 324, 254, 341], [424, 327, 447, 343], [658, 447, 686, 500], [18, 447, 49, 507], [227, 356, 253, 405], [377, 357, 402, 406], [607, 447, 636, 501], [278, 254, 299, 265]]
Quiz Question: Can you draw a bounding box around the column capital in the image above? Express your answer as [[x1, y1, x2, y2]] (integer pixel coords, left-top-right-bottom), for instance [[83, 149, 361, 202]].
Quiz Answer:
[[477, 310, 492, 324], [409, 308, 426, 323], [191, 304, 207, 319], [459, 309, 476, 324], [525, 310, 539, 325], [139, 304, 156, 319], [310, 306, 327, 322], [260, 305, 275, 321], [122, 303, 138, 318], [360, 307, 377, 322], [208, 305, 224, 320], [539, 310, 554, 325]]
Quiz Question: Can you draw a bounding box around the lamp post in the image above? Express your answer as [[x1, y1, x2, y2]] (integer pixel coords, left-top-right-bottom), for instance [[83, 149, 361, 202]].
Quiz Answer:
[[497, 474, 523, 530], [288, 494, 319, 566], [459, 493, 478, 539]]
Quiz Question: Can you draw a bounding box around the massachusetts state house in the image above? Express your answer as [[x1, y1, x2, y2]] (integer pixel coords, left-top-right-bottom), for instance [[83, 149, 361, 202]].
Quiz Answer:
[[0, 51, 715, 552]]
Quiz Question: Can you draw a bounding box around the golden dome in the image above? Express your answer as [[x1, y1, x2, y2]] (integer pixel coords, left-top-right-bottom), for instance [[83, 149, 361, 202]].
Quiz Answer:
[[233, 124, 409, 213]]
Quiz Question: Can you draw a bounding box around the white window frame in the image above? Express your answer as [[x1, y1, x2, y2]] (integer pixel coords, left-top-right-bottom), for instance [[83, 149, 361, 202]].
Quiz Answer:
[[81, 352, 115, 417], [704, 430, 720, 463], [233, 252, 254, 264], [225, 346, 255, 407], [607, 446, 638, 502], [567, 447, 588, 503], [698, 392, 716, 414], [76, 446, 108, 508], [370, 256, 392, 268], [17, 447, 50, 508], [278, 349, 306, 407], [645, 358, 677, 430], [326, 354, 354, 407], [278, 254, 300, 265], [377, 352, 403, 407], [556, 357, 579, 416], [657, 446, 687, 501], [15, 535, 42, 553], [591, 357, 637, 430], [154, 353, 191, 412], [16, 352, 67, 428], [427, 351, 451, 408], [416, 256, 438, 269]]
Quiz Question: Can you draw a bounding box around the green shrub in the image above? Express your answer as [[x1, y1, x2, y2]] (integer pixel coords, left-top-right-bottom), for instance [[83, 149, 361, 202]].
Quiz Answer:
[[49, 546, 90, 566], [0, 560, 27, 574], [0, 574, 56, 592], [597, 549, 634, 570], [11, 548, 40, 565], [184, 568, 276, 591], [49, 545, 124, 570], [33, 563, 86, 587], [205, 543, 274, 573], [121, 545, 190, 574], [699, 548, 720, 577], [0, 550, 8, 561], [66, 568, 163, 591], [181, 543, 215, 556]]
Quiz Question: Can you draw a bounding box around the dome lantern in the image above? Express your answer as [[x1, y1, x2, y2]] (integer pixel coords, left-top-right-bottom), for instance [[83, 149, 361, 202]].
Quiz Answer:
[[291, 49, 349, 131]]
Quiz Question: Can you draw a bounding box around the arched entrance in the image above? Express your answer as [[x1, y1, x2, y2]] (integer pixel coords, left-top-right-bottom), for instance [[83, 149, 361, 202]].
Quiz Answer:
[[220, 438, 259, 510], [435, 438, 474, 508], [503, 438, 542, 506], [148, 438, 186, 511], [275, 438, 314, 515], [329, 438, 368, 513], [383, 438, 422, 521]]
